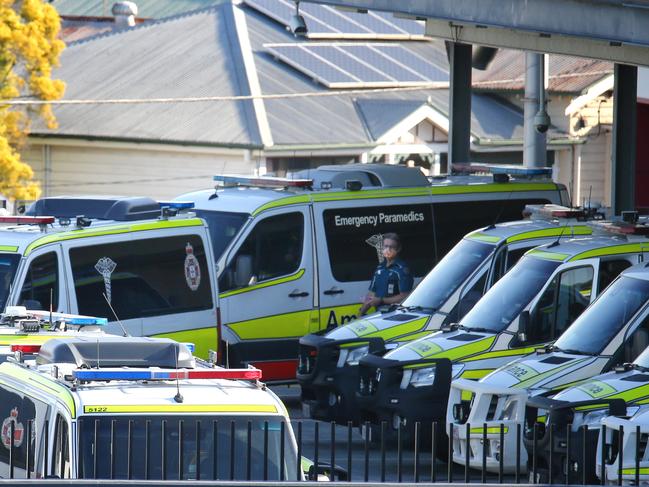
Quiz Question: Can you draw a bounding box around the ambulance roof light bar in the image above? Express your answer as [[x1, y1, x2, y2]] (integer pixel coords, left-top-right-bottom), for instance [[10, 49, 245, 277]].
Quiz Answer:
[[524, 204, 586, 220], [0, 216, 55, 226], [213, 174, 313, 189], [27, 310, 108, 327], [72, 367, 262, 382], [451, 163, 552, 180], [590, 220, 649, 236]]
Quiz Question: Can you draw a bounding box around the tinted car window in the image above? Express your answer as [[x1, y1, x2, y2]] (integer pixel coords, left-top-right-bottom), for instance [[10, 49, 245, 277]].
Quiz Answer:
[[0, 254, 21, 310], [220, 212, 304, 292], [70, 235, 212, 320], [432, 199, 551, 257], [19, 252, 58, 311], [194, 210, 247, 262], [323, 204, 435, 282]]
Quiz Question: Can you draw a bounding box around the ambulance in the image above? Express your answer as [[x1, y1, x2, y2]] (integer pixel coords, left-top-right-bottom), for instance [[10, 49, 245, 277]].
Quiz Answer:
[[297, 206, 592, 424], [180, 163, 567, 380], [598, 404, 649, 485], [447, 255, 649, 474], [0, 336, 299, 480], [356, 233, 649, 442], [4, 197, 218, 358]]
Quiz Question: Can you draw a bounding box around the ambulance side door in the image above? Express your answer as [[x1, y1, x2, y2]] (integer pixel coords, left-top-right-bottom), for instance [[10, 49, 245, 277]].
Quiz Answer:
[[313, 199, 435, 330], [218, 206, 314, 380], [11, 245, 68, 312]]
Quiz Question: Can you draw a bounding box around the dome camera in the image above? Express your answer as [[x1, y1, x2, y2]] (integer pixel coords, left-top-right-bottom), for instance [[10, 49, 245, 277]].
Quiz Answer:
[[534, 110, 551, 134]]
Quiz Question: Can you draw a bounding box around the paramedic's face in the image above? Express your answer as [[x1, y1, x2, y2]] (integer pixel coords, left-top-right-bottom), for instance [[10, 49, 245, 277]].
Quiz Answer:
[[382, 238, 399, 260]]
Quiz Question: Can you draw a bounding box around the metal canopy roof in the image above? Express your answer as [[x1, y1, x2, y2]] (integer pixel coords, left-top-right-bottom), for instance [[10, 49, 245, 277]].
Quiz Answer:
[[299, 0, 649, 66]]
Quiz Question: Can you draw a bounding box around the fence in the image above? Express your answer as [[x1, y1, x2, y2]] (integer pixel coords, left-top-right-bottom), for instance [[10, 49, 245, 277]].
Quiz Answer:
[[0, 418, 640, 484]]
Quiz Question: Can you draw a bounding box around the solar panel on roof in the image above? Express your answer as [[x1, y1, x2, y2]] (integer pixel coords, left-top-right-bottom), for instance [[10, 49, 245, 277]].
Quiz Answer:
[[243, 0, 425, 39], [265, 43, 449, 89]]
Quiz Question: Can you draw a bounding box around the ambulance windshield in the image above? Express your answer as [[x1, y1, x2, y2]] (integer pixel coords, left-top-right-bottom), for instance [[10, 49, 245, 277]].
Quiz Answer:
[[77, 415, 298, 480], [0, 254, 20, 311], [555, 275, 649, 355], [403, 239, 494, 310], [461, 256, 561, 333], [194, 210, 248, 261]]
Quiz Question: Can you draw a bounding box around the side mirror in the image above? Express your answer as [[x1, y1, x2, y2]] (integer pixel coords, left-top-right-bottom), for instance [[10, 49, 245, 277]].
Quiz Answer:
[[517, 310, 530, 342], [233, 254, 254, 288]]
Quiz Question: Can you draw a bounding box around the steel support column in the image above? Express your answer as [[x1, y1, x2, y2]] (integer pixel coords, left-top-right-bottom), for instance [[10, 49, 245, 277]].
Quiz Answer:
[[523, 53, 546, 168], [447, 42, 472, 164], [611, 63, 637, 214]]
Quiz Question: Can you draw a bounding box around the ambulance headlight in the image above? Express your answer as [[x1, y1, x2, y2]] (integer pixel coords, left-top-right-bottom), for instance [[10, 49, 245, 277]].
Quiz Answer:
[[343, 346, 369, 366], [406, 363, 464, 388]]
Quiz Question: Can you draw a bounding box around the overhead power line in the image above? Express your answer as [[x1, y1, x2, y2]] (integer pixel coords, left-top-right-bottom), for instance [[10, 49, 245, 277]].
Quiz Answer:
[[1, 84, 448, 106]]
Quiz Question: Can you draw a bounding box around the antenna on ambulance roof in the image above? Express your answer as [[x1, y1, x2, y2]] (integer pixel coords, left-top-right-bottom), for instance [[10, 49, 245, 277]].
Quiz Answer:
[[102, 293, 130, 337], [174, 346, 184, 403]]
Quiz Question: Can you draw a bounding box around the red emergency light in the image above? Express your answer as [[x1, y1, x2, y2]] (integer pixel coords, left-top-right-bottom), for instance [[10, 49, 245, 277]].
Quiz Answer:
[[10, 344, 41, 354], [0, 216, 55, 225]]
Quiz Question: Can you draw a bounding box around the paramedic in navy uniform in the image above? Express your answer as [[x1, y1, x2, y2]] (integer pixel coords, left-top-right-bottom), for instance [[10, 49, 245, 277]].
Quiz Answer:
[[359, 232, 413, 316]]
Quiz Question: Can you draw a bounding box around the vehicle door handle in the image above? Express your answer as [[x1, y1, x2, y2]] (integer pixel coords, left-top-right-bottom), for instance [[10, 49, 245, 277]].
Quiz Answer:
[[323, 288, 344, 295], [289, 291, 309, 298]]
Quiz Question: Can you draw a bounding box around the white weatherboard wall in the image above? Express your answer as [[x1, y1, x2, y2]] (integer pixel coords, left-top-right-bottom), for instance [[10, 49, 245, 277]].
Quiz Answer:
[[22, 139, 253, 200]]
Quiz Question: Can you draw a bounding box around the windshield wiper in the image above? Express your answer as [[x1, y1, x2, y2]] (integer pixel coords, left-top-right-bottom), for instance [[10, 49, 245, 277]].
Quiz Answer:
[[406, 305, 437, 313], [552, 346, 596, 356], [459, 325, 493, 333]]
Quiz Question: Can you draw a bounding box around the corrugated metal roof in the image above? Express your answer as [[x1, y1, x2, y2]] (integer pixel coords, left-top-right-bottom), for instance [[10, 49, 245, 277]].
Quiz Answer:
[[35, 1, 570, 149], [52, 0, 227, 18], [33, 5, 262, 148], [472, 49, 613, 93]]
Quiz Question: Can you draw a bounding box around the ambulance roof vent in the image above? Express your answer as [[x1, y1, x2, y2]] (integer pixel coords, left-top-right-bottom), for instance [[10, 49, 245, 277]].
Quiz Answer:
[[36, 337, 194, 369], [291, 164, 430, 190], [26, 196, 161, 221]]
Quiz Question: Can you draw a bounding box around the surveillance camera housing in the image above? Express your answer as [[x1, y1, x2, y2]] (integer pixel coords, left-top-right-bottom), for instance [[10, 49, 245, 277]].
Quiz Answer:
[[290, 14, 308, 36], [533, 110, 551, 134]]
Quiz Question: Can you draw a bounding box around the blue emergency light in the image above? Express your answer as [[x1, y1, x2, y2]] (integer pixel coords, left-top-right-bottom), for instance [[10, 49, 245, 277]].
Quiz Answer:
[[488, 165, 552, 177], [158, 201, 195, 210], [64, 317, 108, 326]]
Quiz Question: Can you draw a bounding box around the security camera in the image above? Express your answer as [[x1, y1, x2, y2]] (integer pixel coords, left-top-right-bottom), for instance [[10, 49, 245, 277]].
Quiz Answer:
[[289, 13, 308, 36], [533, 109, 551, 134], [289, 1, 308, 37]]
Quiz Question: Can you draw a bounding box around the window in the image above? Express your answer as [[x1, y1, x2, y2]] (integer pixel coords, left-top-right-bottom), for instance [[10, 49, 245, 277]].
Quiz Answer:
[[0, 386, 49, 478], [323, 204, 435, 282], [19, 252, 59, 311], [443, 269, 489, 325], [461, 256, 561, 333], [556, 275, 649, 356], [70, 235, 212, 320], [220, 213, 304, 292], [528, 266, 594, 344], [0, 254, 20, 311], [432, 199, 551, 258], [52, 414, 70, 478], [194, 210, 248, 262], [77, 415, 297, 480], [598, 259, 632, 293]]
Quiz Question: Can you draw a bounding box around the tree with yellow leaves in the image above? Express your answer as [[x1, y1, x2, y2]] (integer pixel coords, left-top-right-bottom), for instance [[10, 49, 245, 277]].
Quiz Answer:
[[0, 0, 65, 201]]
